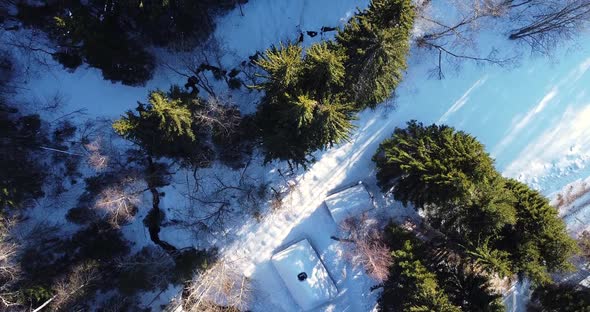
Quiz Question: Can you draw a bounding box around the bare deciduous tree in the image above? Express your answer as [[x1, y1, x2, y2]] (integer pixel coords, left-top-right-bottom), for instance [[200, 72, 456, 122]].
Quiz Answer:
[[46, 262, 99, 311], [268, 168, 298, 212], [78, 118, 131, 170], [415, 0, 590, 77], [0, 218, 19, 309], [337, 215, 393, 283], [94, 177, 143, 228], [578, 231, 590, 261], [0, 27, 58, 75], [552, 181, 590, 211], [171, 161, 268, 238], [115, 246, 175, 291], [507, 0, 590, 55], [100, 295, 136, 312], [84, 137, 109, 171], [164, 37, 226, 97], [183, 259, 250, 312], [195, 96, 241, 138], [0, 50, 17, 98], [415, 0, 514, 78]]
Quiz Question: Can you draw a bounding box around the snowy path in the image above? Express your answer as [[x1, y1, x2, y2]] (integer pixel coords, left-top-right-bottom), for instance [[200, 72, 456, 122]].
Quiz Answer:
[[222, 108, 405, 311], [213, 2, 590, 306]]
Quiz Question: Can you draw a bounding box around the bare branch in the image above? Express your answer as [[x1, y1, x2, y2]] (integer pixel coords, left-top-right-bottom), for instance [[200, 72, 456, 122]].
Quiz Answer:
[[194, 96, 241, 137], [84, 137, 109, 171], [94, 176, 144, 228], [507, 0, 590, 55], [0, 217, 20, 309], [44, 262, 100, 311], [338, 215, 393, 283], [183, 259, 251, 312]]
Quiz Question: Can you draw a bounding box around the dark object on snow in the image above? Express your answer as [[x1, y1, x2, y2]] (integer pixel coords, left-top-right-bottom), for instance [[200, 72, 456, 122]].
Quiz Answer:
[[184, 76, 199, 93], [197, 63, 226, 80], [306, 31, 318, 37], [198, 63, 222, 73], [228, 77, 242, 90], [321, 26, 337, 32], [53, 50, 83, 70], [4, 25, 20, 31], [228, 68, 241, 78], [298, 272, 308, 281], [298, 31, 305, 43], [248, 51, 262, 64]]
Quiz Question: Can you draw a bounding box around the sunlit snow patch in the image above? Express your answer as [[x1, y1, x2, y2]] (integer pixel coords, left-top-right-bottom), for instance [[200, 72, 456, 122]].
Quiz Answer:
[[324, 182, 374, 225]]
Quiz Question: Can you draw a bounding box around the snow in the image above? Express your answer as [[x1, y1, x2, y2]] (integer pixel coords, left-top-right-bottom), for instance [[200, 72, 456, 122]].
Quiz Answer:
[[503, 280, 532, 312], [271, 239, 338, 311], [8, 0, 590, 310], [554, 177, 590, 237], [213, 0, 368, 65], [564, 202, 590, 236], [139, 283, 183, 311], [324, 182, 374, 225], [204, 3, 590, 309]]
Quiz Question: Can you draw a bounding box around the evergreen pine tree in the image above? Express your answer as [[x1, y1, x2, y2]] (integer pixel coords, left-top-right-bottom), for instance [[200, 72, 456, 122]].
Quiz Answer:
[[255, 43, 355, 166], [374, 122, 578, 286], [17, 0, 240, 85], [254, 43, 303, 95], [421, 176, 517, 244], [300, 42, 347, 97], [501, 179, 578, 285], [529, 284, 590, 312], [468, 176, 517, 234], [314, 98, 356, 148], [113, 91, 195, 144], [253, 0, 416, 164], [373, 120, 497, 208], [113, 90, 212, 165], [437, 262, 505, 312], [380, 224, 506, 312], [337, 0, 415, 108], [256, 92, 314, 166], [463, 238, 514, 279], [379, 240, 460, 312], [52, 7, 155, 85], [0, 104, 47, 211], [287, 94, 317, 130]]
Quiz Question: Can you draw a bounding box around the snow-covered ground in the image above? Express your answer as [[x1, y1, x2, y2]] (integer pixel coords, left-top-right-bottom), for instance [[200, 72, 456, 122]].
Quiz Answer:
[[9, 0, 590, 311], [271, 239, 339, 311]]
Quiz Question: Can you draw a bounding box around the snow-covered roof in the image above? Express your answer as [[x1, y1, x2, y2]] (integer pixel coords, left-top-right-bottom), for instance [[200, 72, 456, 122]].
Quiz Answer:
[[324, 182, 373, 225], [271, 239, 338, 311]]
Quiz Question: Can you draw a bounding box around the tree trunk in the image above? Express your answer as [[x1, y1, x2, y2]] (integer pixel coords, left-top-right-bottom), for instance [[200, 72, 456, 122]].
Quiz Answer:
[[145, 156, 177, 253]]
